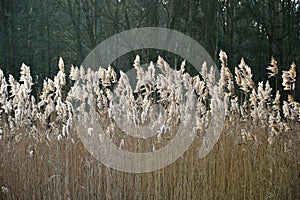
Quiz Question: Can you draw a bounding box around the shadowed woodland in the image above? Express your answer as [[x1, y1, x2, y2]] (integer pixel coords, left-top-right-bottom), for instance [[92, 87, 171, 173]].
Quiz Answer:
[[0, 0, 299, 95]]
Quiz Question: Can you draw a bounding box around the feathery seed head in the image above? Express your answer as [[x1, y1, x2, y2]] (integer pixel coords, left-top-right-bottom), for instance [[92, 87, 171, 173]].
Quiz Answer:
[[58, 57, 64, 73], [267, 57, 278, 78]]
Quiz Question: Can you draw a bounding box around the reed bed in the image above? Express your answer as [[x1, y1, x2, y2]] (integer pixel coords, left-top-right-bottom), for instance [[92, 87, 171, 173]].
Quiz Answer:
[[0, 52, 299, 199]]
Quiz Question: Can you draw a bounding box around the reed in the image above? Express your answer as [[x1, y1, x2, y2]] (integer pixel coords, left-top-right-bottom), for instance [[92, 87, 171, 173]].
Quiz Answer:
[[0, 53, 299, 199]]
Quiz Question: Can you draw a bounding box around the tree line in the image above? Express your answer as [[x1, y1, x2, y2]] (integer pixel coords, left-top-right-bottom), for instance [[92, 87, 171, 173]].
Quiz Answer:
[[0, 0, 299, 95]]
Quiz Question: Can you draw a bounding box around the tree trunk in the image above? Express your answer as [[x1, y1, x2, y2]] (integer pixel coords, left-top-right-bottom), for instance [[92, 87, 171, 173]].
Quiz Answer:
[[67, 0, 84, 63], [1, 0, 14, 74], [225, 0, 230, 48], [46, 0, 51, 76], [27, 0, 33, 66], [274, 0, 282, 64]]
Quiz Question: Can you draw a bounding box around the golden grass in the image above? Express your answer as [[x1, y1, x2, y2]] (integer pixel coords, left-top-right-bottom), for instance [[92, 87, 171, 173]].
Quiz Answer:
[[0, 54, 299, 199], [0, 121, 299, 199]]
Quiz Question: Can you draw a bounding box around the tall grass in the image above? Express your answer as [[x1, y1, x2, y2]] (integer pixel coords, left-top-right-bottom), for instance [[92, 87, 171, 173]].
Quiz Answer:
[[0, 53, 299, 199]]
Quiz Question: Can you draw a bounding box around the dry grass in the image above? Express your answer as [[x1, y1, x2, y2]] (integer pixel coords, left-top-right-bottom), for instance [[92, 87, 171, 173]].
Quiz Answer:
[[0, 53, 299, 199], [1, 123, 299, 199]]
